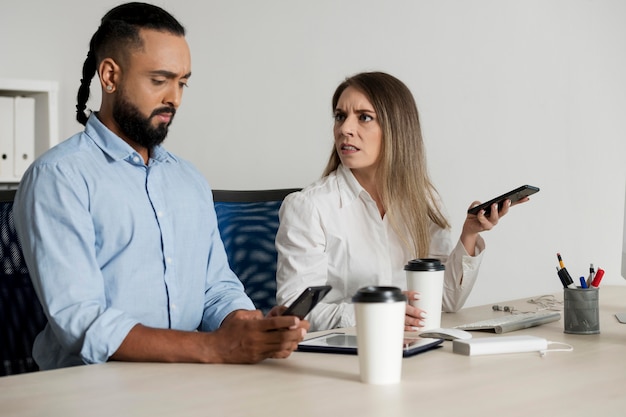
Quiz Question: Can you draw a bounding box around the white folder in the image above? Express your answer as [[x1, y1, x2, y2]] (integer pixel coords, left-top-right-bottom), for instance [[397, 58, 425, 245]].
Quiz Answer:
[[0, 96, 15, 179], [13, 96, 35, 178]]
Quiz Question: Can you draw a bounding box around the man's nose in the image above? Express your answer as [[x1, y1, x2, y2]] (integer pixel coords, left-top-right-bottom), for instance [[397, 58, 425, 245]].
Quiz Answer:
[[164, 84, 182, 108]]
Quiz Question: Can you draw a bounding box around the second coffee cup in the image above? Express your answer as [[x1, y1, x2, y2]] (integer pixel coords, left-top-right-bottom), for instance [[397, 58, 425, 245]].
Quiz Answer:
[[404, 258, 445, 330]]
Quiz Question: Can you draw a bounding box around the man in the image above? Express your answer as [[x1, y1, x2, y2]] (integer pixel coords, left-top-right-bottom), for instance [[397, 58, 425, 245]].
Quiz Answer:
[[14, 2, 307, 370]]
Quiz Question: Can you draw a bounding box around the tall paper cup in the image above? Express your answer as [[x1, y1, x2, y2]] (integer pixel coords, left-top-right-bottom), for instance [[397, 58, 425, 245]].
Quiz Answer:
[[352, 286, 406, 385], [404, 258, 445, 330]]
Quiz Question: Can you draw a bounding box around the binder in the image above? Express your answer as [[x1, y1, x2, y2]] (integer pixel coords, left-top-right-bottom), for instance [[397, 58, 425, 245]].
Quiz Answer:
[[0, 96, 15, 179], [13, 96, 35, 178]]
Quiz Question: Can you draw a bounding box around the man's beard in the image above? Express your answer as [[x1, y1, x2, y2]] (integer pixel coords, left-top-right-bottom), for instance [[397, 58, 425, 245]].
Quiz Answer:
[[112, 93, 176, 150]]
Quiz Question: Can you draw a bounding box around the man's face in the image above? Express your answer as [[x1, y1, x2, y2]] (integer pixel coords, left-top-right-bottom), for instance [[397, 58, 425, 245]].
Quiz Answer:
[[113, 29, 191, 149]]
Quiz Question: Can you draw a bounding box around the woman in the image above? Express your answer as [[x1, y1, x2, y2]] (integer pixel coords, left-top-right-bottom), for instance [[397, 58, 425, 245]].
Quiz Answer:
[[276, 71, 524, 331]]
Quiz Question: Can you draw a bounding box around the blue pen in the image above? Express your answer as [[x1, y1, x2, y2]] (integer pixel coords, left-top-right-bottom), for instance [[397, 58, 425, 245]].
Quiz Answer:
[[579, 276, 588, 289]]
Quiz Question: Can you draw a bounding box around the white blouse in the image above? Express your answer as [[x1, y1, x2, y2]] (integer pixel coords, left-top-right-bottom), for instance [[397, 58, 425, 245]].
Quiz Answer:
[[276, 164, 485, 331]]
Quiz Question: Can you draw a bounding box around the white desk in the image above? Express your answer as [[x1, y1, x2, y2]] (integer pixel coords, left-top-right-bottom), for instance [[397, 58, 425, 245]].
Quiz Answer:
[[1, 286, 625, 417]]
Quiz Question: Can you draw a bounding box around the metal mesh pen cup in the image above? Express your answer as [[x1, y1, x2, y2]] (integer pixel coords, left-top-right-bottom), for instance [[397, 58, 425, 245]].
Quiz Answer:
[[563, 288, 600, 334]]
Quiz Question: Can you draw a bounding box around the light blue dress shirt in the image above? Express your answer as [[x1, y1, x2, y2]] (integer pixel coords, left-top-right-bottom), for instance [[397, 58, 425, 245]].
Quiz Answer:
[[14, 114, 254, 370]]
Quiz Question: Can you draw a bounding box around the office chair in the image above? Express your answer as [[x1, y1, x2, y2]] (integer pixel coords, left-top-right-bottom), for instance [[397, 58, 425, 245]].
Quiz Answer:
[[213, 188, 300, 315], [0, 189, 46, 376]]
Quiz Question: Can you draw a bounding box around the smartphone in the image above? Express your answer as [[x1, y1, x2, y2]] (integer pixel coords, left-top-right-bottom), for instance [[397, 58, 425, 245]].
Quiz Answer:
[[467, 185, 539, 217], [282, 285, 332, 319]]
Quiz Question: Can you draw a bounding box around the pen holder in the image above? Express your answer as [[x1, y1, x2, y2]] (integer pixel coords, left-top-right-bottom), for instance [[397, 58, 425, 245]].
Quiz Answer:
[[563, 288, 600, 334]]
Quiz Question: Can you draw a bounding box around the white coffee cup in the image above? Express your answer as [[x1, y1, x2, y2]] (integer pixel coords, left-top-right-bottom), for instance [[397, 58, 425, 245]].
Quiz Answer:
[[404, 259, 445, 330], [352, 286, 406, 385]]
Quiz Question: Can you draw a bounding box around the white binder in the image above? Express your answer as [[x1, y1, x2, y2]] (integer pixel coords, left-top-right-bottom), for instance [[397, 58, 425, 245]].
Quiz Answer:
[[13, 96, 35, 178], [0, 96, 15, 179]]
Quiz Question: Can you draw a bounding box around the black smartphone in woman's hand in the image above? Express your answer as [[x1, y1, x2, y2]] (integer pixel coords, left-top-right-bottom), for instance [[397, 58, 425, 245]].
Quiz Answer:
[[468, 185, 539, 217]]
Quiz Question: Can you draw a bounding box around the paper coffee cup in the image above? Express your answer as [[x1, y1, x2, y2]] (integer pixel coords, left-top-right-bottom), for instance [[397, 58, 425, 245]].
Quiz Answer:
[[404, 259, 445, 330], [352, 286, 406, 385]]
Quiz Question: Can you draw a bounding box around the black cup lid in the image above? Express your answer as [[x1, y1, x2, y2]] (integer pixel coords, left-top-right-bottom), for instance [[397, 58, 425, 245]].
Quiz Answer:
[[404, 258, 445, 272], [352, 286, 407, 303]]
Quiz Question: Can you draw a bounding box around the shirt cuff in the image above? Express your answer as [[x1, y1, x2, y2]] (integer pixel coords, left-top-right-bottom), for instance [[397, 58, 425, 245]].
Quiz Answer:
[[80, 309, 139, 364], [202, 298, 256, 332]]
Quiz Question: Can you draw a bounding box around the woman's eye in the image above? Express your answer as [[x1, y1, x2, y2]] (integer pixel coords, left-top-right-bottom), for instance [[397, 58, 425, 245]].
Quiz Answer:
[[359, 114, 373, 122], [334, 113, 346, 122]]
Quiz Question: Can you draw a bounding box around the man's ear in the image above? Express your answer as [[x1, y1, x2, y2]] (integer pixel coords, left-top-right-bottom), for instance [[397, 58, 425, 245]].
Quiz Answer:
[[99, 57, 120, 93]]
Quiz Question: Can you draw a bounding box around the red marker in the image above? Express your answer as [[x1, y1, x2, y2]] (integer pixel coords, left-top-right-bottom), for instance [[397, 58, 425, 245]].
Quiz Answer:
[[590, 268, 604, 288]]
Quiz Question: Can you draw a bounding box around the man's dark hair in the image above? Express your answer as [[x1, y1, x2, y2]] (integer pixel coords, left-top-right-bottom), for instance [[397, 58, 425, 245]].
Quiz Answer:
[[76, 2, 186, 125]]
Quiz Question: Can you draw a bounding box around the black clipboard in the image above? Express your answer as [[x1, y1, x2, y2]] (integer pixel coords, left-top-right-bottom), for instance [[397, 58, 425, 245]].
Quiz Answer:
[[297, 332, 443, 357]]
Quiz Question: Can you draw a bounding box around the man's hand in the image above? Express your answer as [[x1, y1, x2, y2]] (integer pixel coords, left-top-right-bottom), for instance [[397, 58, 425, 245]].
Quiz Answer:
[[111, 310, 309, 365], [208, 309, 309, 363]]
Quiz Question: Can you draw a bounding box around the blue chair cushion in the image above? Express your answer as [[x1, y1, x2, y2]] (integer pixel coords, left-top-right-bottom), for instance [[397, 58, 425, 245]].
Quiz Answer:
[[214, 200, 282, 315]]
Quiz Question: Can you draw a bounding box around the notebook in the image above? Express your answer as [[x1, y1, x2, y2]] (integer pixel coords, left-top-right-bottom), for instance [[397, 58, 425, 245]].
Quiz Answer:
[[297, 332, 443, 357]]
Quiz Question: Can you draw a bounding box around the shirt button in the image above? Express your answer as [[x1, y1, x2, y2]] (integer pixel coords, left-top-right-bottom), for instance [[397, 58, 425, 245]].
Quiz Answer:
[[166, 257, 172, 264], [157, 211, 164, 217], [133, 156, 140, 163]]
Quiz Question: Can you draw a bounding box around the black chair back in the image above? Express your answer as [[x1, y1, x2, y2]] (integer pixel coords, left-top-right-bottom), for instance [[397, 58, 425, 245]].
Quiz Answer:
[[0, 189, 46, 376]]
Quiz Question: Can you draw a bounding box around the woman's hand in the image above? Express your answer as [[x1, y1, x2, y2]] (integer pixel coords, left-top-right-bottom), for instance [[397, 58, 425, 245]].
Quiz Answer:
[[460, 197, 530, 255], [403, 290, 427, 331]]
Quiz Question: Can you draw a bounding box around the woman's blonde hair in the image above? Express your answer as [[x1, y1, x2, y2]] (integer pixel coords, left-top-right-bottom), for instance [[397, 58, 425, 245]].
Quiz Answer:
[[323, 72, 450, 257]]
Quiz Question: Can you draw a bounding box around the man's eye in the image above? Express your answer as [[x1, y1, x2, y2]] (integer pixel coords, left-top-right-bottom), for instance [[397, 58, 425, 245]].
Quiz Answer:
[[152, 79, 166, 85], [179, 81, 189, 88]]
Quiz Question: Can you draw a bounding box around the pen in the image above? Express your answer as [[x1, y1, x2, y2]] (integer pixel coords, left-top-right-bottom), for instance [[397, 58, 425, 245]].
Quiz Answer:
[[556, 266, 577, 289], [579, 277, 588, 289], [556, 253, 577, 289], [586, 263, 595, 287], [590, 268, 604, 288]]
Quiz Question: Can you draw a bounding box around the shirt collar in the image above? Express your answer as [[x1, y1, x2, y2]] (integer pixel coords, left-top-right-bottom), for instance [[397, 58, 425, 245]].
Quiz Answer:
[[85, 113, 178, 164], [337, 164, 371, 206]]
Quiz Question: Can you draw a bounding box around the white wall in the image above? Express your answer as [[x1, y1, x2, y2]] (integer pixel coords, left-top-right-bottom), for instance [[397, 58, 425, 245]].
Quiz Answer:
[[2, 0, 625, 308]]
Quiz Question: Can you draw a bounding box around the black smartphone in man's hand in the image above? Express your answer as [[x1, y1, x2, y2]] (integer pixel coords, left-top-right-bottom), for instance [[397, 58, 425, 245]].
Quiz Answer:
[[281, 285, 332, 319]]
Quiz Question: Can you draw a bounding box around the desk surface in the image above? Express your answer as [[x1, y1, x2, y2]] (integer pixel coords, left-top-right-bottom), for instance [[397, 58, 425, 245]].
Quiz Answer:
[[1, 286, 625, 417]]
